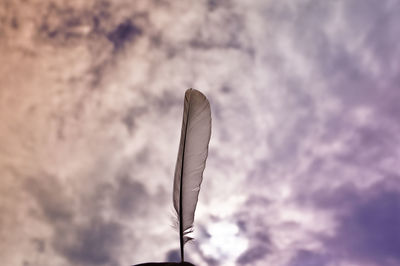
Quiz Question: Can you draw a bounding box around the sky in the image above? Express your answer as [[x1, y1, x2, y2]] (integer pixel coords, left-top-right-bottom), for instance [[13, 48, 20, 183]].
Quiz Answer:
[[1, 0, 400, 266]]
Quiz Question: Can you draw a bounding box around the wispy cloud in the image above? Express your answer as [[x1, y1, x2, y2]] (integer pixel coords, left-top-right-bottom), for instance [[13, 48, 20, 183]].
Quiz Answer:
[[1, 0, 399, 265]]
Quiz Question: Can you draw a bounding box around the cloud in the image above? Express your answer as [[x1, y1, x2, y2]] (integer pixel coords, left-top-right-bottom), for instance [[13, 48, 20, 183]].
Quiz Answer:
[[112, 175, 149, 216], [1, 0, 399, 265], [107, 20, 143, 51], [236, 245, 269, 265], [298, 180, 400, 265], [288, 250, 328, 266], [166, 249, 180, 263], [333, 184, 400, 265], [21, 167, 157, 266], [24, 175, 124, 266], [54, 218, 124, 266]]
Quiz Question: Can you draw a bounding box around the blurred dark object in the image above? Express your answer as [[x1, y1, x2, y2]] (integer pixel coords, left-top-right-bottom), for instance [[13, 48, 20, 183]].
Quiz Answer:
[[133, 262, 195, 266]]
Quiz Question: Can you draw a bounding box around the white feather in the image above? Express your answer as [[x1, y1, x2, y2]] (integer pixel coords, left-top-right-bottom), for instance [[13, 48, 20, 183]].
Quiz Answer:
[[173, 89, 211, 262]]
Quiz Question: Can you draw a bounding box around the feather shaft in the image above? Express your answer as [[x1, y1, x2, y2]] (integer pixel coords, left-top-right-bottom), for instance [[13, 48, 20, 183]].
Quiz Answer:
[[173, 89, 211, 262]]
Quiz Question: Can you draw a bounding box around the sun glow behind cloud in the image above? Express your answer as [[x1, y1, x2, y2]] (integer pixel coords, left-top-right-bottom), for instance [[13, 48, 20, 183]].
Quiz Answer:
[[201, 222, 248, 264]]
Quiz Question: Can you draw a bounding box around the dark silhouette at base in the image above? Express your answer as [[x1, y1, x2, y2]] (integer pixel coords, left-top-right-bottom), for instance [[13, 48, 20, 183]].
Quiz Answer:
[[133, 262, 195, 266]]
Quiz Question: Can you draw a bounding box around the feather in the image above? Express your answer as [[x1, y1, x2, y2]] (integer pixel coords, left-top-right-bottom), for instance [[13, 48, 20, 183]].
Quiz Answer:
[[173, 89, 211, 262]]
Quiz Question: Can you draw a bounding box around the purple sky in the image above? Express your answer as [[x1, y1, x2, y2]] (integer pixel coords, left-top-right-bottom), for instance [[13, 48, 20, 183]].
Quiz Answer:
[[1, 0, 399, 265]]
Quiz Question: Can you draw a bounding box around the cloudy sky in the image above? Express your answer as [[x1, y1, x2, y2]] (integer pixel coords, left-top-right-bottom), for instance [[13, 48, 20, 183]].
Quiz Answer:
[[1, 0, 399, 265]]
